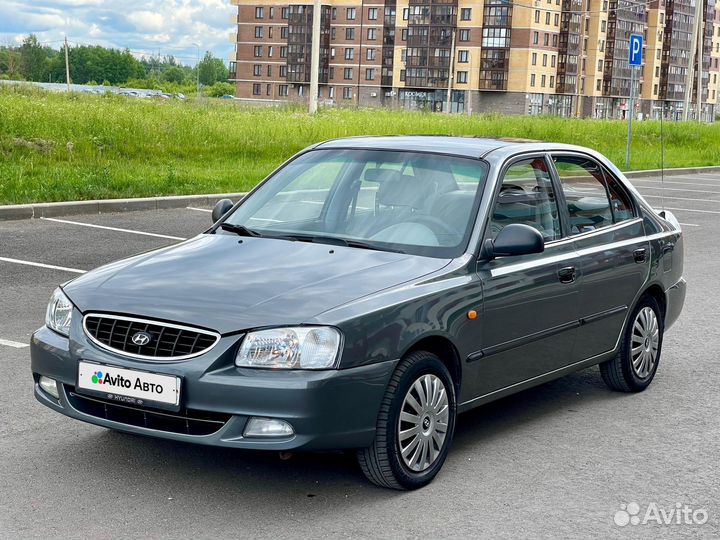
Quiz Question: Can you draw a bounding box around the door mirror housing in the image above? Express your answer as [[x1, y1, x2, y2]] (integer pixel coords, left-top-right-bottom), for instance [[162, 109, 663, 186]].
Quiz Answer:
[[483, 224, 545, 260], [211, 198, 234, 223]]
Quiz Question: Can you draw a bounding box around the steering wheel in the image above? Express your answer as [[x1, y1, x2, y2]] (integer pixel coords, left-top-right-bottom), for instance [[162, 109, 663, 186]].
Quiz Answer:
[[405, 215, 461, 243], [500, 184, 525, 194]]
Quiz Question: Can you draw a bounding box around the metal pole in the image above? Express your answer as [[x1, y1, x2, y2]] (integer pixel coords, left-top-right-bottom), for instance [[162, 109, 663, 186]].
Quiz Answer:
[[625, 66, 635, 169], [309, 0, 322, 114], [64, 37, 71, 92], [445, 29, 456, 113], [195, 44, 201, 97]]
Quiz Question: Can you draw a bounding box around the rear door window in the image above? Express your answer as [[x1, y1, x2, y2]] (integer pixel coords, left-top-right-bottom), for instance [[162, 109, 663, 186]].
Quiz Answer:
[[552, 155, 634, 235]]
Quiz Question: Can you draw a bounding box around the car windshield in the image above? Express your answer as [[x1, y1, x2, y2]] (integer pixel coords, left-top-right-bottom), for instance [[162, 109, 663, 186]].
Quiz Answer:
[[223, 149, 489, 258]]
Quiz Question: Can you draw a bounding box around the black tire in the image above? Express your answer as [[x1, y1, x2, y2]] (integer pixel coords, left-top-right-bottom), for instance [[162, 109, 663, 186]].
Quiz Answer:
[[357, 351, 457, 490], [600, 295, 664, 392]]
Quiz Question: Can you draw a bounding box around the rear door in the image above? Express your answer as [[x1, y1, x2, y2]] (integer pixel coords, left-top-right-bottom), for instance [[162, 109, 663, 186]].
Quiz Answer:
[[473, 155, 582, 396], [550, 154, 649, 360]]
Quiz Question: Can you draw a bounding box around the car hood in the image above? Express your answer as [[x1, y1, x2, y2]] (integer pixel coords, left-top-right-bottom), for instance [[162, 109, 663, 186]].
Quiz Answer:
[[63, 234, 450, 334]]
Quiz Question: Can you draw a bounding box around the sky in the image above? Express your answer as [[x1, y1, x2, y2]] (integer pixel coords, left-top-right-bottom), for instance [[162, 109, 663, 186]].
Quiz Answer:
[[0, 0, 236, 65]]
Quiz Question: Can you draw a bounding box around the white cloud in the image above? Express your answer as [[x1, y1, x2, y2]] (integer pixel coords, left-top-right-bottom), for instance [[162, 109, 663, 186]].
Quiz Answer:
[[0, 0, 236, 65]]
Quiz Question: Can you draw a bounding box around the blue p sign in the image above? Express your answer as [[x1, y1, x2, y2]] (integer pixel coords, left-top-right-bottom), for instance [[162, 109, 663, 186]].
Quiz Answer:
[[629, 34, 643, 66]]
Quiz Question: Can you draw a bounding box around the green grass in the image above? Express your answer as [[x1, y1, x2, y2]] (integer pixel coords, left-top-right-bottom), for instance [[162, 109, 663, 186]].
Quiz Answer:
[[1, 85, 719, 205]]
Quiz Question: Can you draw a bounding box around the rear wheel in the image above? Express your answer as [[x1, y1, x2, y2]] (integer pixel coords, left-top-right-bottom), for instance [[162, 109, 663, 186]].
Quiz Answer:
[[600, 295, 663, 392], [357, 351, 457, 490]]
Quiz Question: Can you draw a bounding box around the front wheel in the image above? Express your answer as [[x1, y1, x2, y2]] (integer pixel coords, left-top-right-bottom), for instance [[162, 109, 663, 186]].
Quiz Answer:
[[600, 295, 664, 392], [357, 351, 457, 490]]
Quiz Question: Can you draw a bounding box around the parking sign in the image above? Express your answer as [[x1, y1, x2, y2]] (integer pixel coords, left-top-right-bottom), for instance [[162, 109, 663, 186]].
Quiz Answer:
[[629, 34, 643, 66]]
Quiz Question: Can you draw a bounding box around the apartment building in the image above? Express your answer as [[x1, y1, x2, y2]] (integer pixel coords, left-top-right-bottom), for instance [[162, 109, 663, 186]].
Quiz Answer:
[[229, 0, 720, 119]]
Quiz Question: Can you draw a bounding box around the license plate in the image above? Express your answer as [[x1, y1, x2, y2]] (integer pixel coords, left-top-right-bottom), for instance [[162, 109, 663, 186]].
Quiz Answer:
[[77, 361, 181, 410]]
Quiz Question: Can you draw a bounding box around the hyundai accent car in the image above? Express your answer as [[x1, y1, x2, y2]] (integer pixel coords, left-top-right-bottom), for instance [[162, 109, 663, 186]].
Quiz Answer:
[[31, 136, 685, 490]]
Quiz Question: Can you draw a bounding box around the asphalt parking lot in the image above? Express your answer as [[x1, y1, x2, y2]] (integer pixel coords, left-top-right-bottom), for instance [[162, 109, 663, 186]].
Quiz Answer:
[[1, 173, 719, 539]]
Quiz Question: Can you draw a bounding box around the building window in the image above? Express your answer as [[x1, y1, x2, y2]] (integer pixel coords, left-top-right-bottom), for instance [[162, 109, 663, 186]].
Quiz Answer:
[[596, 79, 601, 91], [280, 46, 287, 58], [543, 33, 548, 46], [368, 7, 378, 20], [367, 48, 376, 61], [367, 28, 376, 40], [347, 7, 356, 20], [400, 69, 406, 81], [345, 48, 354, 60], [597, 59, 602, 71], [281, 27, 288, 39], [532, 53, 537, 66], [549, 75, 554, 87], [254, 46, 262, 57], [654, 83, 658, 95], [552, 55, 556, 68], [457, 71, 468, 83], [366, 68, 375, 80], [332, 7, 337, 20], [545, 12, 550, 24], [279, 65, 287, 77], [327, 86, 334, 99], [346, 27, 355, 40], [279, 85, 288, 96], [267, 65, 272, 77], [343, 87, 353, 99], [329, 67, 335, 79], [542, 54, 547, 67], [459, 29, 470, 41], [331, 27, 336, 39], [268, 27, 273, 38], [541, 74, 546, 87], [535, 10, 540, 23], [268, 46, 273, 57], [344, 67, 353, 80], [282, 7, 289, 19], [655, 66, 660, 77], [602, 0, 608, 10], [255, 7, 263, 19], [403, 8, 408, 20], [255, 26, 263, 38], [461, 8, 472, 20], [252, 83, 261, 95], [266, 83, 271, 95], [552, 34, 558, 47], [601, 20, 606, 32], [458, 50, 469, 63], [330, 48, 335, 59], [554, 13, 559, 26], [269, 7, 274, 19], [402, 29, 408, 41], [533, 31, 539, 45], [530, 74, 536, 87], [253, 64, 261, 76], [298, 86, 304, 96]]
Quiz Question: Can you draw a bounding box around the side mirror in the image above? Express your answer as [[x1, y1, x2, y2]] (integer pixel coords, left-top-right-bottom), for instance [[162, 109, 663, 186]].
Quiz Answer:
[[483, 224, 544, 260], [211, 198, 234, 223]]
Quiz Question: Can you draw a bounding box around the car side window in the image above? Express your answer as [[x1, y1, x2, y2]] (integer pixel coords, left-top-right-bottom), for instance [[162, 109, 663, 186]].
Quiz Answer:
[[553, 156, 633, 235], [489, 158, 561, 241]]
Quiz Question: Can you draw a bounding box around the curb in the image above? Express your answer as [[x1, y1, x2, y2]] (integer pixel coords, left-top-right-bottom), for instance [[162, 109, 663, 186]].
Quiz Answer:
[[1, 165, 719, 221], [0, 193, 247, 221]]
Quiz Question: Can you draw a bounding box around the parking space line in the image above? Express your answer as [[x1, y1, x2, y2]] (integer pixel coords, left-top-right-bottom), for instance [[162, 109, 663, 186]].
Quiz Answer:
[[641, 194, 720, 204], [0, 256, 86, 274], [186, 207, 212, 213], [678, 223, 700, 227], [41, 217, 186, 241], [634, 186, 720, 195], [633, 179, 720, 189], [664, 206, 720, 215], [0, 338, 29, 349]]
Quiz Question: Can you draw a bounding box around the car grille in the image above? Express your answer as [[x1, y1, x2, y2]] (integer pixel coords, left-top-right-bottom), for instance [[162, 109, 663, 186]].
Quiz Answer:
[[66, 389, 231, 436], [83, 314, 220, 360]]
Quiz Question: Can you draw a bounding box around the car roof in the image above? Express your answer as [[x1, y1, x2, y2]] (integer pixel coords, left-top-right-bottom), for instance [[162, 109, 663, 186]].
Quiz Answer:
[[313, 135, 595, 160]]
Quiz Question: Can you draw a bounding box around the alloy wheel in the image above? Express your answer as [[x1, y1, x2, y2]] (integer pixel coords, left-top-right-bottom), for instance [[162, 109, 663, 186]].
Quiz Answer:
[[631, 306, 660, 379]]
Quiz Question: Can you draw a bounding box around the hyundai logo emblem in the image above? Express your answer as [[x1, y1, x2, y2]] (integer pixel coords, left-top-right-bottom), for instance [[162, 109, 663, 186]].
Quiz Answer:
[[131, 332, 152, 346]]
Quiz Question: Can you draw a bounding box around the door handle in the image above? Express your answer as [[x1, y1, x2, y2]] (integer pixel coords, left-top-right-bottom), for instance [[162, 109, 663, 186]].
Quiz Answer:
[[633, 248, 647, 263], [557, 266, 576, 284]]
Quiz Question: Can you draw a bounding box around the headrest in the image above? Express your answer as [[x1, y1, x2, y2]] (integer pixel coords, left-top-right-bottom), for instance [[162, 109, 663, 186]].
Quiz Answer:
[[377, 174, 428, 208]]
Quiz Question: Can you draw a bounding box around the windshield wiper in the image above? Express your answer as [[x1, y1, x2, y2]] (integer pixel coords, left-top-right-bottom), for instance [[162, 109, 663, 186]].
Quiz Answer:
[[277, 233, 405, 254], [219, 223, 263, 237]]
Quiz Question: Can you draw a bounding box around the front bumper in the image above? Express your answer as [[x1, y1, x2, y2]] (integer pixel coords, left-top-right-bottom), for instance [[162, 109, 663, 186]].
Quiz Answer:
[[30, 320, 396, 451]]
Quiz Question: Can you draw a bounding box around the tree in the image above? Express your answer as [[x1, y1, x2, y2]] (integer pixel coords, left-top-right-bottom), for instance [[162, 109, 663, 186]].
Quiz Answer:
[[197, 51, 228, 86], [19, 34, 53, 81], [162, 66, 186, 84], [0, 47, 23, 79]]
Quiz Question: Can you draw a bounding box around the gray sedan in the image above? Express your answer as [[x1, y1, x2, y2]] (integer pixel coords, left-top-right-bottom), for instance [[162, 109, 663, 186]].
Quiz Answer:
[[32, 136, 685, 490]]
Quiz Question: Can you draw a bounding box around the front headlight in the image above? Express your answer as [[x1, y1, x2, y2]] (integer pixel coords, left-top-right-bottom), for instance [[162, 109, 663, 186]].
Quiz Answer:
[[235, 326, 341, 369], [45, 288, 73, 337]]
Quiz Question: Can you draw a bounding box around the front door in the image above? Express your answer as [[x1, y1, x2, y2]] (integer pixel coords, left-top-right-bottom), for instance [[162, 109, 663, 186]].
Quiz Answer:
[[474, 155, 581, 397]]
